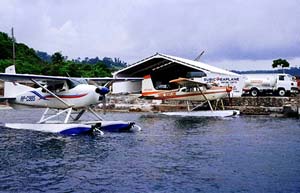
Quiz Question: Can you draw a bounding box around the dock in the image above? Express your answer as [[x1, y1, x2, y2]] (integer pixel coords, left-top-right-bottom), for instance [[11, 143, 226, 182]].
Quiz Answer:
[[223, 97, 299, 117], [105, 95, 300, 117]]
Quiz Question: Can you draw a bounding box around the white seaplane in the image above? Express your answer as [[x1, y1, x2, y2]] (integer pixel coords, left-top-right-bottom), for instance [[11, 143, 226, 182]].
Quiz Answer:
[[141, 75, 239, 117], [0, 65, 141, 135]]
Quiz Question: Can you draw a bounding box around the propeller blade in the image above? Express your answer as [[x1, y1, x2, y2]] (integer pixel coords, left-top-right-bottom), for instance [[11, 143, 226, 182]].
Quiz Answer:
[[95, 86, 110, 114], [102, 94, 106, 114]]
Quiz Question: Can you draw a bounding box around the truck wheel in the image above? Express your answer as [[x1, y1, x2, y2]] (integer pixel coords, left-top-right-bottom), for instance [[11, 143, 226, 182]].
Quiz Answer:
[[278, 89, 286, 96], [250, 88, 259, 97]]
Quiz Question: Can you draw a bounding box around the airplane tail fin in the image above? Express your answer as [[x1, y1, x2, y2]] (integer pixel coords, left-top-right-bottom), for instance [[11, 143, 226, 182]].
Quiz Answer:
[[4, 65, 32, 97], [141, 75, 157, 97]]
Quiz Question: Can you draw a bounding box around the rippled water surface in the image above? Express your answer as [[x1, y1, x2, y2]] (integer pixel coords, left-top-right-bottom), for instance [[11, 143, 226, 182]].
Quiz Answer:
[[1, 108, 300, 193]]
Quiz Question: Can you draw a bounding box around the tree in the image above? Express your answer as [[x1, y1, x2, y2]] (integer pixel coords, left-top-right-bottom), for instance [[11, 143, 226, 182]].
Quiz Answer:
[[272, 58, 290, 69], [36, 51, 51, 62], [51, 52, 64, 64]]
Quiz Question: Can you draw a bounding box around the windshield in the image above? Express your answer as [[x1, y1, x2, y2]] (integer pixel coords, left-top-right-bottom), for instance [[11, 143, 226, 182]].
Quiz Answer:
[[286, 74, 296, 81], [67, 78, 88, 89]]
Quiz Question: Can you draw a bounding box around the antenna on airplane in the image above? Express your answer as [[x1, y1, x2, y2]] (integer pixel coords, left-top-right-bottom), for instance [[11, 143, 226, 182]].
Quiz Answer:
[[194, 50, 205, 61]]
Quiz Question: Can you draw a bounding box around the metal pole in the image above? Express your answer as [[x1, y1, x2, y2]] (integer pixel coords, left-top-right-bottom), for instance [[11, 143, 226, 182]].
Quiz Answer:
[[194, 50, 205, 61], [11, 27, 16, 66]]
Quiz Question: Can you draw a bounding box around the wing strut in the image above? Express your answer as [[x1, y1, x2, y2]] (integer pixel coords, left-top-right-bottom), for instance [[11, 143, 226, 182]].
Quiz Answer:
[[199, 88, 213, 111], [88, 107, 104, 121], [38, 108, 73, 124]]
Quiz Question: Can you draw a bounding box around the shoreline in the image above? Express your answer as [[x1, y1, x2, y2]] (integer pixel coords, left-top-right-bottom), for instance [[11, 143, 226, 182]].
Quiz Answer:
[[1, 96, 299, 117]]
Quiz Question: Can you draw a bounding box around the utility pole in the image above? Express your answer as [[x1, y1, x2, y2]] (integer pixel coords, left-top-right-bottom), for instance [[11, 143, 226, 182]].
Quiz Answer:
[[11, 27, 16, 66]]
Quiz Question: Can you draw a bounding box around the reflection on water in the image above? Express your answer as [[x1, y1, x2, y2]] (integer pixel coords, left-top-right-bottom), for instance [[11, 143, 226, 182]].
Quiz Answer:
[[0, 109, 300, 192]]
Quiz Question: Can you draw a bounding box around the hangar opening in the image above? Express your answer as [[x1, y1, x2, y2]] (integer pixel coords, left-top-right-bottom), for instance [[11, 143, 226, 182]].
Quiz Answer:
[[112, 53, 242, 96]]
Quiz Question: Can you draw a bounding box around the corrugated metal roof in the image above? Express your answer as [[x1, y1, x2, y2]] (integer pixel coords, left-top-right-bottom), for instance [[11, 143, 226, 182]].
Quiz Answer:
[[114, 53, 240, 77]]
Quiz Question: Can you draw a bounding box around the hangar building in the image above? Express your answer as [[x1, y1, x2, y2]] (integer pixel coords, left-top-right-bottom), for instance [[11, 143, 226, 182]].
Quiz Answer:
[[112, 53, 244, 97]]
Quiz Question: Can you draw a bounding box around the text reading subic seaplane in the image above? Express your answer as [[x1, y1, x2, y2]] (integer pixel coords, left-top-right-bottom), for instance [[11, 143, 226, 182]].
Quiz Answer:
[[141, 74, 239, 117], [0, 65, 142, 135]]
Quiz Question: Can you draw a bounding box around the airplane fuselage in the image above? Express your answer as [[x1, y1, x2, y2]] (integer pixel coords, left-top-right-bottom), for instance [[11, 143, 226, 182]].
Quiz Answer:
[[142, 86, 229, 101], [11, 84, 101, 109]]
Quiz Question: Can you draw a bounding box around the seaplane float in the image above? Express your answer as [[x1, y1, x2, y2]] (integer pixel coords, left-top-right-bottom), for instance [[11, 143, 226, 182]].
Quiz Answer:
[[141, 75, 239, 117], [0, 65, 142, 135]]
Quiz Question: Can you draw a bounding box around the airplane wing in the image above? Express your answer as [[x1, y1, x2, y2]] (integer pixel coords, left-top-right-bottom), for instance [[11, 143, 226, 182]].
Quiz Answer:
[[0, 65, 142, 83], [0, 73, 70, 82], [87, 77, 143, 82], [87, 77, 143, 88], [169, 78, 209, 87], [0, 73, 142, 82]]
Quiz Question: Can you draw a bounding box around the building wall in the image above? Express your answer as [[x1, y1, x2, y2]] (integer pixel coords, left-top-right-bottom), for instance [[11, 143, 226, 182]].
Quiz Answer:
[[197, 72, 246, 97], [112, 81, 142, 94]]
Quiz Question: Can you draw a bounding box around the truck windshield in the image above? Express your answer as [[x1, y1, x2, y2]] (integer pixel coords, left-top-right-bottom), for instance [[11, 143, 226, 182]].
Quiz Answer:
[[287, 74, 296, 81]]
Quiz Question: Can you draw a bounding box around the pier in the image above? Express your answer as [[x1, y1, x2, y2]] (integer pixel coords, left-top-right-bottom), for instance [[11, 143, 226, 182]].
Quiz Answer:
[[105, 95, 300, 117], [223, 97, 299, 117]]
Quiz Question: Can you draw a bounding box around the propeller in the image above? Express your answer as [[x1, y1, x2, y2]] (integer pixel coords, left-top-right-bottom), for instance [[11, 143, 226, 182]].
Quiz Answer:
[[226, 86, 233, 106], [95, 86, 110, 114], [226, 86, 232, 93]]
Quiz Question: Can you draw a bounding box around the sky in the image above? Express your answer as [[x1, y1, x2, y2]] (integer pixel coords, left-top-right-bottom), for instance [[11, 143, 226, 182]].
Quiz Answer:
[[0, 0, 299, 71]]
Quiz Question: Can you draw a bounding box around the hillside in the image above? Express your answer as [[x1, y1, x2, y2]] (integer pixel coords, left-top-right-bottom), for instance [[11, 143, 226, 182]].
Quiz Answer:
[[233, 67, 300, 77], [0, 31, 126, 77], [36, 51, 127, 69], [0, 32, 45, 74]]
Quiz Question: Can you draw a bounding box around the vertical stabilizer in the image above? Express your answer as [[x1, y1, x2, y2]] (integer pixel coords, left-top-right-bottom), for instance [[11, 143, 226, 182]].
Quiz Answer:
[[141, 75, 157, 95], [4, 65, 32, 97]]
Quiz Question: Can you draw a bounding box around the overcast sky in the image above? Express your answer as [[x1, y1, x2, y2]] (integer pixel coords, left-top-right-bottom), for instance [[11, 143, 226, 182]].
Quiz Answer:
[[0, 0, 299, 70]]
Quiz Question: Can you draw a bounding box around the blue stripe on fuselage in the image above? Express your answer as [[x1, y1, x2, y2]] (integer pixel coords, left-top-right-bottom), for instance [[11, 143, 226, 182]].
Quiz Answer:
[[30, 90, 48, 100]]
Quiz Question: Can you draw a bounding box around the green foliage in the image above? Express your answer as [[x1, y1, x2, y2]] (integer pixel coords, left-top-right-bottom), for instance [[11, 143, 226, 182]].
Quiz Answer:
[[0, 33, 13, 60], [272, 58, 290, 69], [0, 31, 45, 72], [36, 50, 51, 62], [51, 52, 64, 64], [0, 59, 13, 72], [0, 31, 113, 77]]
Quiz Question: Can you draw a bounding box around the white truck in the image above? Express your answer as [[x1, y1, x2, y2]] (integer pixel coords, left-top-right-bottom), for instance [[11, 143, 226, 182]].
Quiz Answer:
[[242, 73, 298, 97]]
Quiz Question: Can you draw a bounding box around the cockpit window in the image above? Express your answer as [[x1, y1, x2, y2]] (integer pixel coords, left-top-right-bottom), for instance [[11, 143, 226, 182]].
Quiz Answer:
[[67, 79, 88, 89]]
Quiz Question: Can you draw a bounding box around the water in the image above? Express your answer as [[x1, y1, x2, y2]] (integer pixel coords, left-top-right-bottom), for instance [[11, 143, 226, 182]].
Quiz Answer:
[[0, 109, 300, 193]]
